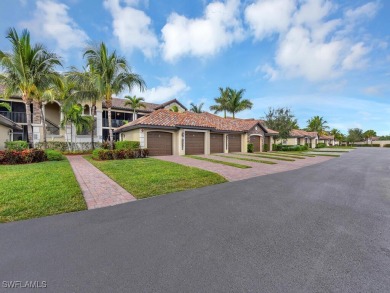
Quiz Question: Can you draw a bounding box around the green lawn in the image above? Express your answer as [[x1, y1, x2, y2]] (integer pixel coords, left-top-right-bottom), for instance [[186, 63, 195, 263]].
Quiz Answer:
[[0, 161, 86, 223], [187, 155, 251, 169], [87, 157, 227, 199], [215, 155, 277, 165]]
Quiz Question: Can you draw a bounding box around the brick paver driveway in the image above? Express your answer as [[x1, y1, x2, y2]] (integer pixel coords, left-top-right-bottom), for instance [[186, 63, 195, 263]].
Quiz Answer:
[[156, 153, 335, 181]]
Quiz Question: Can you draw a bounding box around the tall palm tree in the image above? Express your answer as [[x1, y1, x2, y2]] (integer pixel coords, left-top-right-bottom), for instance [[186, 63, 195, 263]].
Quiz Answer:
[[123, 95, 146, 121], [0, 28, 62, 147], [330, 128, 343, 145], [226, 88, 253, 118], [306, 116, 329, 135], [210, 87, 230, 118], [83, 42, 146, 149], [190, 102, 204, 113], [363, 129, 377, 145], [67, 67, 101, 149]]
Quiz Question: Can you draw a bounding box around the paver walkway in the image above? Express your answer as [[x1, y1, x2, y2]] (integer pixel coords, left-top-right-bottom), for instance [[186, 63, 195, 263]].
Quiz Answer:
[[67, 156, 136, 209], [156, 153, 334, 181]]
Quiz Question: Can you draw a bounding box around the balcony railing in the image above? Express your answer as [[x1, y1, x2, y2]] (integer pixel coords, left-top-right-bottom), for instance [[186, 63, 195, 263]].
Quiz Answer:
[[102, 118, 127, 128], [0, 111, 27, 123]]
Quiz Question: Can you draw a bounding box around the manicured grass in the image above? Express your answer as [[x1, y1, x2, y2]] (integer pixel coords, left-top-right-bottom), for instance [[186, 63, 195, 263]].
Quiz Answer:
[[237, 153, 295, 161], [0, 161, 86, 223], [306, 153, 340, 157], [311, 150, 349, 153], [215, 155, 277, 165], [187, 155, 251, 169], [275, 151, 316, 157], [87, 157, 227, 199]]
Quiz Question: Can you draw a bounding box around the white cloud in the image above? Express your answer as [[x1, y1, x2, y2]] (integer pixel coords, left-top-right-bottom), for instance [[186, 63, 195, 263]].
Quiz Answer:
[[161, 0, 244, 61], [132, 76, 190, 103], [103, 0, 158, 58], [245, 0, 296, 40], [20, 0, 89, 51], [246, 0, 378, 82]]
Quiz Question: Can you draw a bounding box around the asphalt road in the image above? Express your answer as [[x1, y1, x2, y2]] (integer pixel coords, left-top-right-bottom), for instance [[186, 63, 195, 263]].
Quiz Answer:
[[1, 148, 390, 293]]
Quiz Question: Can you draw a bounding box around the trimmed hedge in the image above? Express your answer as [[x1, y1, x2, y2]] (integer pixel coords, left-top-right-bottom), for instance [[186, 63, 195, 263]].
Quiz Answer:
[[0, 149, 47, 165], [316, 143, 326, 148], [264, 143, 269, 152], [35, 141, 102, 152], [92, 148, 149, 160], [274, 144, 308, 151], [383, 144, 390, 148], [247, 143, 254, 153], [45, 149, 65, 161], [354, 144, 381, 147], [5, 140, 29, 151], [115, 141, 140, 150]]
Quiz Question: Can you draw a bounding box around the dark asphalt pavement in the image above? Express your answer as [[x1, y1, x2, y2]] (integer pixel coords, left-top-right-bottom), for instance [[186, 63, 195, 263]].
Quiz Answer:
[[1, 148, 390, 293]]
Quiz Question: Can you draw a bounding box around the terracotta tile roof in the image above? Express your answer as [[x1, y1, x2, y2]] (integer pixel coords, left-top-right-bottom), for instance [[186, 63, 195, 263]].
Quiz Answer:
[[103, 98, 160, 112], [115, 110, 279, 134], [154, 99, 188, 111], [290, 129, 318, 138], [319, 135, 334, 140]]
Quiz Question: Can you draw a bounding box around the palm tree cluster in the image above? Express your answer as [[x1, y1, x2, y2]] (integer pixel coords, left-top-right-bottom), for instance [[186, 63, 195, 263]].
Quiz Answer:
[[0, 27, 145, 150], [209, 87, 253, 118]]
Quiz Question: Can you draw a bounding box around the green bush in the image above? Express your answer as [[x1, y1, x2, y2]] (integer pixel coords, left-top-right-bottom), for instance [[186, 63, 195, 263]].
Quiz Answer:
[[5, 140, 29, 151], [92, 148, 149, 160], [274, 144, 308, 151], [316, 143, 326, 148], [247, 143, 254, 153], [45, 149, 65, 161], [354, 144, 381, 147], [35, 141, 102, 151], [0, 149, 46, 165], [383, 144, 390, 148], [115, 141, 140, 150], [264, 143, 269, 152]]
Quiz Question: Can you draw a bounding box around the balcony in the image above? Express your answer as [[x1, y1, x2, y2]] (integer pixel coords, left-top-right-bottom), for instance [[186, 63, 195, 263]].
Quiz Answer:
[[0, 111, 27, 123], [102, 118, 127, 128]]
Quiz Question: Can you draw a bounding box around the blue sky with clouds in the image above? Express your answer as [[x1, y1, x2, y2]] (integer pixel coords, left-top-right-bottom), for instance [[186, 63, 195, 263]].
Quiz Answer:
[[0, 0, 389, 134]]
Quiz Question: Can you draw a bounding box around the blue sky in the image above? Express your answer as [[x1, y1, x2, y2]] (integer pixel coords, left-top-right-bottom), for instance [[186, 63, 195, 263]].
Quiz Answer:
[[0, 0, 389, 134]]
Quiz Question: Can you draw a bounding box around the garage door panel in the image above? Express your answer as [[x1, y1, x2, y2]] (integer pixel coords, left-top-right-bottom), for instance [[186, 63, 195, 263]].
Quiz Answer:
[[185, 131, 205, 155], [228, 134, 241, 152], [210, 133, 224, 153], [250, 136, 260, 152], [147, 131, 172, 156]]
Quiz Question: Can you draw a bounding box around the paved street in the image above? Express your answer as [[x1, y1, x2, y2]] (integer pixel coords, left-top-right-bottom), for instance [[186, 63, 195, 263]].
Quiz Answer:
[[1, 148, 389, 293]]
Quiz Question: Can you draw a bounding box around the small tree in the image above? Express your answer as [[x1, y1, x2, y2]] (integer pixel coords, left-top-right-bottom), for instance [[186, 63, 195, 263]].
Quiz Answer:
[[347, 128, 364, 145], [124, 95, 146, 120], [263, 107, 297, 141]]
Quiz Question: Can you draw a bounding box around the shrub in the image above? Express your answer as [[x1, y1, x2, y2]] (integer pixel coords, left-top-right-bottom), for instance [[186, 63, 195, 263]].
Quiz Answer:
[[5, 140, 29, 151], [274, 144, 308, 152], [383, 144, 390, 148], [316, 143, 326, 148], [92, 148, 149, 160], [45, 149, 65, 161], [264, 143, 269, 152], [35, 141, 102, 152], [115, 141, 140, 150], [247, 143, 254, 153], [354, 144, 381, 147], [0, 149, 46, 165]]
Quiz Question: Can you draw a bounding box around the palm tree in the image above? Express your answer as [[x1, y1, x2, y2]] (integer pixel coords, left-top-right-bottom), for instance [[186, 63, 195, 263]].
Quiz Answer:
[[61, 104, 93, 151], [226, 88, 253, 118], [330, 128, 343, 145], [67, 67, 101, 149], [123, 95, 146, 121], [363, 129, 377, 145], [210, 87, 230, 118], [83, 42, 146, 149], [190, 102, 204, 113], [306, 116, 329, 135], [0, 28, 62, 147]]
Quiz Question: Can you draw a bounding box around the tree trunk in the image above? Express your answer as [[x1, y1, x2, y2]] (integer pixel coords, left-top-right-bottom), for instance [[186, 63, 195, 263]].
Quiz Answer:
[[224, 110, 226, 118], [133, 109, 136, 121], [70, 122, 73, 152], [106, 99, 114, 150], [24, 97, 33, 148], [91, 103, 96, 150]]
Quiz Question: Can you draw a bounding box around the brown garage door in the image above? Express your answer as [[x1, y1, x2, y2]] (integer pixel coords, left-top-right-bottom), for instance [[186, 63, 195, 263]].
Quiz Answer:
[[210, 133, 224, 153], [147, 131, 172, 156], [185, 131, 205, 155], [250, 135, 260, 152], [228, 134, 241, 152]]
